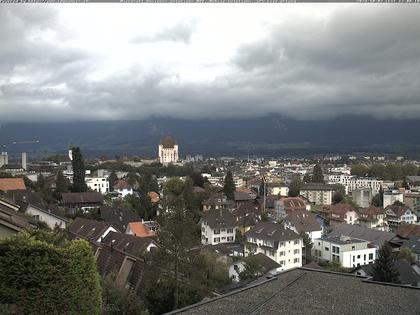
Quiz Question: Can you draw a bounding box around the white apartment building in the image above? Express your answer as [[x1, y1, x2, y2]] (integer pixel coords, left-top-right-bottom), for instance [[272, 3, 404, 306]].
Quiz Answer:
[[233, 176, 244, 188], [327, 175, 382, 195], [158, 136, 179, 165], [201, 209, 237, 245], [383, 191, 404, 208], [313, 236, 376, 268], [245, 222, 303, 271], [85, 177, 109, 194]]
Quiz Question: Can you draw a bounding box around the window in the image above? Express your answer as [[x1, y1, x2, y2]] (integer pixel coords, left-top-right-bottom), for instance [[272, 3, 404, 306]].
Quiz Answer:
[[369, 253, 374, 260], [357, 255, 360, 259], [294, 258, 300, 263], [294, 239, 300, 245], [294, 249, 300, 255], [213, 237, 220, 243], [279, 251, 285, 256], [280, 242, 285, 247], [353, 256, 355, 262], [227, 228, 233, 233], [214, 229, 220, 235], [352, 246, 355, 250], [332, 246, 340, 254], [227, 236, 234, 242], [325, 247, 329, 251]]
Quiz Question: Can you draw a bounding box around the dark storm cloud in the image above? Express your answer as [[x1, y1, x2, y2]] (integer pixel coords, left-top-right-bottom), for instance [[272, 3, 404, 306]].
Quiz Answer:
[[232, 6, 420, 119], [0, 5, 419, 122]]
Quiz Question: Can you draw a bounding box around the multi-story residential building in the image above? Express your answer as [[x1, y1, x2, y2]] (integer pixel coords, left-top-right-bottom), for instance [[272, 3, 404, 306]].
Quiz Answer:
[[320, 203, 358, 226], [383, 191, 404, 208], [327, 175, 382, 195], [244, 222, 303, 271], [158, 136, 179, 165], [233, 176, 244, 188], [202, 193, 234, 211], [358, 206, 388, 231], [201, 209, 237, 245], [352, 188, 372, 208], [313, 235, 376, 268], [300, 183, 335, 206], [85, 177, 109, 194], [283, 210, 323, 243], [385, 205, 418, 231]]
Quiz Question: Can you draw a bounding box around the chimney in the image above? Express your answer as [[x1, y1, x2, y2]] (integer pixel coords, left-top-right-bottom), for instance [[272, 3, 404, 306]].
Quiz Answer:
[[21, 152, 27, 170]]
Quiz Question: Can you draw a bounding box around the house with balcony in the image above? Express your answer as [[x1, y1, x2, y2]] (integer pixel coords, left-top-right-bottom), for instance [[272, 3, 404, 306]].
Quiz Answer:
[[358, 206, 388, 231], [385, 205, 418, 231], [244, 222, 303, 271], [320, 203, 358, 226]]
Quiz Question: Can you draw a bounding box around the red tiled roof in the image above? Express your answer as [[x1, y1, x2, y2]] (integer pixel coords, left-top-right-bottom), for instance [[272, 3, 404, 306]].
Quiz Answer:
[[113, 179, 132, 190], [0, 178, 26, 192], [128, 222, 155, 238]]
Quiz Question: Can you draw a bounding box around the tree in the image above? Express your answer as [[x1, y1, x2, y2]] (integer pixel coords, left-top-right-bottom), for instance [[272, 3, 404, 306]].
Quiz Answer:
[[311, 164, 324, 183], [71, 146, 87, 192], [0, 231, 102, 314], [332, 184, 345, 204], [369, 164, 386, 178], [54, 171, 69, 200], [288, 175, 302, 197], [300, 232, 313, 263], [372, 186, 383, 207], [397, 247, 414, 263], [238, 258, 265, 281], [351, 164, 368, 177], [223, 170, 235, 201], [108, 171, 118, 192], [372, 242, 400, 284], [189, 172, 206, 188]]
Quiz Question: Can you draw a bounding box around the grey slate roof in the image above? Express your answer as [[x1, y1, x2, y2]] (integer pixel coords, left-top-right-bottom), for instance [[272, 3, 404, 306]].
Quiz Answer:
[[245, 222, 301, 244], [169, 268, 420, 315], [98, 205, 141, 232], [402, 236, 420, 254], [101, 231, 156, 258], [201, 208, 237, 229], [327, 223, 396, 248]]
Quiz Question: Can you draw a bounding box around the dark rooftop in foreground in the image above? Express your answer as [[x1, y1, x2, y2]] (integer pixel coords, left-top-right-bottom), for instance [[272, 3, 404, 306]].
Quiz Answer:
[[168, 268, 420, 315]]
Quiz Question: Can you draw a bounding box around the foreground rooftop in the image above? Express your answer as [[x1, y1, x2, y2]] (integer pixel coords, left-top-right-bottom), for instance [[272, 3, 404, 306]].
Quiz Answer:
[[168, 268, 420, 315]]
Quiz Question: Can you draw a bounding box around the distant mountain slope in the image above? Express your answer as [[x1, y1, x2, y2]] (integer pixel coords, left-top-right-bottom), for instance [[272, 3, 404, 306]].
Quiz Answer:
[[1, 114, 419, 157]]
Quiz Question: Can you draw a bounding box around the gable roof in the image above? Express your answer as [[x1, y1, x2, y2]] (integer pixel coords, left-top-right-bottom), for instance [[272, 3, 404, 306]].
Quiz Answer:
[[169, 268, 420, 315], [358, 206, 386, 221], [402, 236, 420, 255], [99, 205, 141, 232], [67, 217, 114, 242], [285, 210, 322, 233], [395, 224, 420, 239], [243, 253, 280, 272], [62, 192, 103, 204], [385, 205, 413, 218], [101, 231, 156, 258], [0, 199, 37, 232], [201, 208, 237, 229], [0, 178, 26, 192], [327, 223, 395, 248], [245, 222, 301, 243]]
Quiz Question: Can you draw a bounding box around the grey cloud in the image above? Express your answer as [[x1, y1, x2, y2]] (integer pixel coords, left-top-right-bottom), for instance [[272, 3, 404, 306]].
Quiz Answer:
[[131, 21, 196, 44], [0, 6, 419, 122]]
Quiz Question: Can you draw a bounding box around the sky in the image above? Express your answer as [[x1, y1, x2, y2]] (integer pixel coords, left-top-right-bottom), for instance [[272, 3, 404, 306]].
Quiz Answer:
[[0, 4, 419, 122]]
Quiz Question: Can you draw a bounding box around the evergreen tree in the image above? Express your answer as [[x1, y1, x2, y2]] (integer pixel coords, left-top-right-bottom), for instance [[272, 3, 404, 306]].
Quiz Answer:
[[71, 147, 87, 192], [372, 242, 400, 284], [108, 170, 118, 191], [56, 171, 69, 193], [312, 164, 324, 183], [36, 174, 46, 192], [300, 231, 313, 263], [223, 170, 235, 200], [288, 175, 302, 197], [372, 186, 383, 207]]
